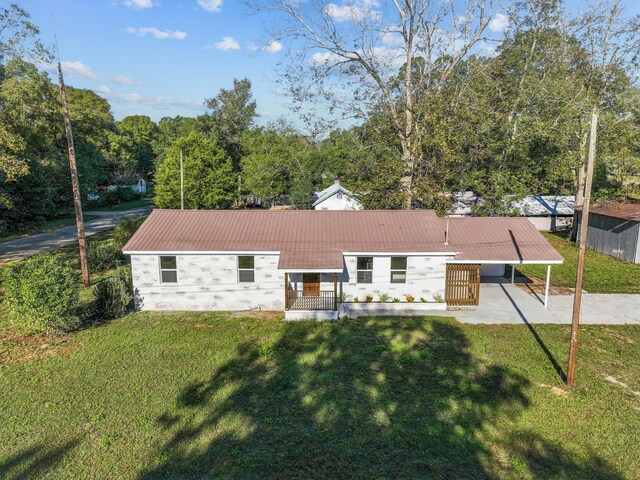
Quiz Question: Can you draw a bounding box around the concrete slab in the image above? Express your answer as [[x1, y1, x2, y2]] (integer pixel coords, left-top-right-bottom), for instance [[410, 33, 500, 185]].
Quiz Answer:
[[447, 283, 640, 325]]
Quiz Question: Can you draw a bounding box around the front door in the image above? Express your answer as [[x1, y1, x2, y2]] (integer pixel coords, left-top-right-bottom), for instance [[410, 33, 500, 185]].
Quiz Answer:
[[303, 273, 321, 296]]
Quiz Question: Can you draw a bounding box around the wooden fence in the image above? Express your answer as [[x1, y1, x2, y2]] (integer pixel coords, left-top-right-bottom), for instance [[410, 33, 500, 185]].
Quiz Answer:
[[445, 264, 481, 306]]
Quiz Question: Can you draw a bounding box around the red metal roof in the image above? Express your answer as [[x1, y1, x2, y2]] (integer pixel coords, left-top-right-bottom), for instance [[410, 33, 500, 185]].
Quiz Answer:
[[580, 200, 640, 222], [445, 217, 564, 262], [123, 209, 562, 267]]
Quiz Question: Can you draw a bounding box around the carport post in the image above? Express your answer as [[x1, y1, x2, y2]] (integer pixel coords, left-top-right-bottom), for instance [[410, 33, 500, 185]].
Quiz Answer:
[[544, 264, 551, 309], [511, 265, 515, 284]]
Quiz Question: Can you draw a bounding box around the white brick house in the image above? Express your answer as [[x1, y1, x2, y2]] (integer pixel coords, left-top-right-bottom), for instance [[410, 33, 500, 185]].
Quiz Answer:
[[123, 209, 563, 319]]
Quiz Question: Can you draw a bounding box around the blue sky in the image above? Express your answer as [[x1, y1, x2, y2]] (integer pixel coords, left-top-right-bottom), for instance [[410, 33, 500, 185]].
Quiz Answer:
[[27, 0, 290, 123], [24, 0, 640, 125]]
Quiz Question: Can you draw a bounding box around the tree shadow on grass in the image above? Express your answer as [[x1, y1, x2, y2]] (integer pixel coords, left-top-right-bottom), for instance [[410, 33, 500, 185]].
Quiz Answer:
[[141, 317, 621, 479], [0, 439, 80, 480]]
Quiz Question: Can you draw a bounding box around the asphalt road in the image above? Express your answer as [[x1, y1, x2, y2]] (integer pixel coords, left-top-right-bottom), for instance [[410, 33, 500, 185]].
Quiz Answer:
[[0, 207, 153, 262]]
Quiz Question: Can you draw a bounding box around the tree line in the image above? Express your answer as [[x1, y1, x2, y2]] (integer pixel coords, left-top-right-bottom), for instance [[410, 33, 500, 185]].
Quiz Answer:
[[2, 1, 640, 237]]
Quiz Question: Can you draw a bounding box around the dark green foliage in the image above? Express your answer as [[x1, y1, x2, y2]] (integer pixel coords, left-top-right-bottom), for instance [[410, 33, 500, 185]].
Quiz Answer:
[[93, 271, 132, 320], [87, 241, 122, 273], [112, 217, 145, 250], [154, 133, 236, 209], [102, 187, 142, 207], [1, 253, 80, 333]]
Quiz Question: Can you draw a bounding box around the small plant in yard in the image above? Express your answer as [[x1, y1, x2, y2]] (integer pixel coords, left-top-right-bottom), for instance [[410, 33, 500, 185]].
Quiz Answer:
[[2, 253, 81, 334], [405, 295, 415, 303], [378, 292, 390, 302], [365, 294, 373, 303], [392, 297, 401, 303], [338, 292, 347, 303], [353, 297, 359, 303], [87, 240, 122, 273], [420, 297, 427, 303], [432, 292, 444, 303], [94, 267, 133, 320]]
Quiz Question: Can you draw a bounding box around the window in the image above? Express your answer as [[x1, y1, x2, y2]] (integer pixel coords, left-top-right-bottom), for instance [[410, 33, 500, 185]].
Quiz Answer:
[[160, 256, 177, 283], [357, 256, 373, 283], [238, 256, 255, 282], [390, 257, 407, 283]]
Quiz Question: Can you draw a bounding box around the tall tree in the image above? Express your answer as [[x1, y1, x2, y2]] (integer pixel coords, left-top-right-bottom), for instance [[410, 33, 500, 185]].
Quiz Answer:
[[252, 0, 494, 207], [200, 78, 257, 165], [154, 133, 236, 209]]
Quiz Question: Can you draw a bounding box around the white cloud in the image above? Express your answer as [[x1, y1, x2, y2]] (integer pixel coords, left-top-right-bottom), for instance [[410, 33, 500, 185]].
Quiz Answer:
[[311, 51, 342, 66], [97, 91, 205, 111], [197, 0, 223, 12], [489, 13, 509, 33], [40, 60, 98, 80], [113, 75, 137, 85], [124, 0, 154, 9], [127, 27, 187, 40], [324, 0, 380, 22], [263, 40, 282, 53], [95, 85, 111, 94], [381, 30, 404, 46], [210, 36, 240, 51]]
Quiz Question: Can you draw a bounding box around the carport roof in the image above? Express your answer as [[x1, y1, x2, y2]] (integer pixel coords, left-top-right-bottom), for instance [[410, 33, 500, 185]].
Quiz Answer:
[[444, 217, 564, 263], [123, 209, 563, 267]]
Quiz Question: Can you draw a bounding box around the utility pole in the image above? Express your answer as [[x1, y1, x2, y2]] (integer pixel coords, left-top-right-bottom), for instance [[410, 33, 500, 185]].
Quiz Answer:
[[54, 20, 89, 287], [567, 109, 598, 387], [180, 150, 184, 210]]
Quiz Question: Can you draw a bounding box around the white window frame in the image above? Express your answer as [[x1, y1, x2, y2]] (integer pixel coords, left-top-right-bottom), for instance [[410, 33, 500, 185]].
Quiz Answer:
[[356, 256, 373, 284], [159, 255, 178, 284], [238, 255, 255, 283], [390, 256, 407, 284]]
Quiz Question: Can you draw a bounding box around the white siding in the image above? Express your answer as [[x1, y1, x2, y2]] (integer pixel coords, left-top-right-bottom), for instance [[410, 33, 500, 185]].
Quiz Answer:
[[340, 255, 448, 302], [314, 195, 363, 210], [131, 254, 283, 311], [130, 253, 450, 311]]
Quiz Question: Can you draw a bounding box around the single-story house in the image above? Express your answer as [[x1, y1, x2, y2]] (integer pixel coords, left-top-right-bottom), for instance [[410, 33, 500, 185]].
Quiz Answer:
[[123, 209, 562, 319], [312, 179, 363, 211], [576, 200, 640, 263], [449, 192, 575, 231]]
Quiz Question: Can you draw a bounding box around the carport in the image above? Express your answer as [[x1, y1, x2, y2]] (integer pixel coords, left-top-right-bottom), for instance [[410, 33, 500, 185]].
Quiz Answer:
[[444, 217, 564, 309]]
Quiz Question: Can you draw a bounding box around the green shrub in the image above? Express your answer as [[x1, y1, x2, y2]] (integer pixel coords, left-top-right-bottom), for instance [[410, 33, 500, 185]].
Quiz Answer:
[[1, 253, 81, 333], [103, 187, 141, 206], [87, 241, 122, 273], [94, 270, 132, 320], [112, 217, 144, 250], [378, 292, 390, 302]]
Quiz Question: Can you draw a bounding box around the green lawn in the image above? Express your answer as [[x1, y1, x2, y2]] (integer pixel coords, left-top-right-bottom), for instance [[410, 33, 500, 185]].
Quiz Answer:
[[0, 215, 101, 243], [518, 231, 640, 294], [1, 312, 638, 478], [86, 198, 153, 212]]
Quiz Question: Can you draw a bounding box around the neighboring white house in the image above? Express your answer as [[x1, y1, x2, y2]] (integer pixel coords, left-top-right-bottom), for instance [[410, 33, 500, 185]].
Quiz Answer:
[[123, 209, 563, 319], [107, 179, 147, 195], [449, 192, 575, 231], [312, 179, 363, 210]]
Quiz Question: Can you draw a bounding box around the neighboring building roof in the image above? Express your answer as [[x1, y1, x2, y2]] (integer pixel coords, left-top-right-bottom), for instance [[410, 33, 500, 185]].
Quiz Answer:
[[312, 183, 361, 207], [124, 209, 563, 268], [449, 192, 575, 217], [582, 200, 640, 222], [512, 195, 575, 216]]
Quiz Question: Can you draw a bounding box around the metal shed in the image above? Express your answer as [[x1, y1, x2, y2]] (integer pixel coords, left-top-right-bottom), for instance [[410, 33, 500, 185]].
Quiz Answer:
[[576, 201, 640, 263]]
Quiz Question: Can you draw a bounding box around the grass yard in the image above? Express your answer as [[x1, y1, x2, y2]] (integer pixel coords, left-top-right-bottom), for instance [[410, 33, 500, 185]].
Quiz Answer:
[[0, 215, 101, 243], [86, 197, 153, 212], [518, 231, 640, 294], [1, 312, 639, 479]]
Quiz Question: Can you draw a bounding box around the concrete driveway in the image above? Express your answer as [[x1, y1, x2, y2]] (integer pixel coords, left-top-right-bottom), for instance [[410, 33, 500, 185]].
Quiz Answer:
[[0, 207, 152, 262], [445, 281, 640, 325]]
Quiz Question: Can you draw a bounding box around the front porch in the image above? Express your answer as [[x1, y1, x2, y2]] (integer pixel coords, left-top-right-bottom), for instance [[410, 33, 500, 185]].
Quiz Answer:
[[284, 272, 338, 313]]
